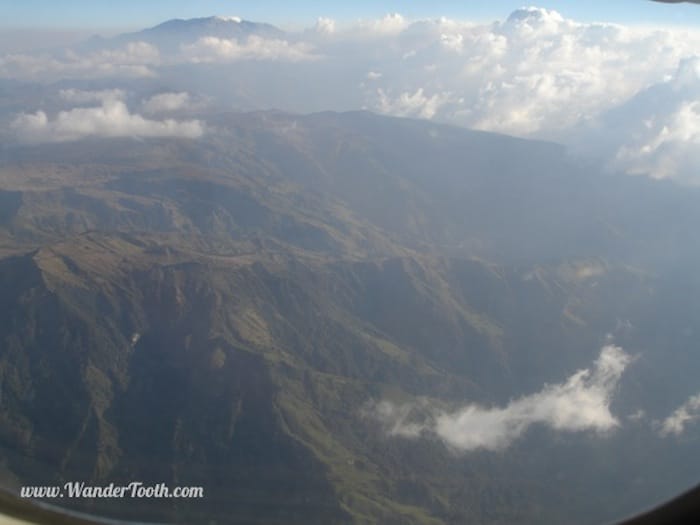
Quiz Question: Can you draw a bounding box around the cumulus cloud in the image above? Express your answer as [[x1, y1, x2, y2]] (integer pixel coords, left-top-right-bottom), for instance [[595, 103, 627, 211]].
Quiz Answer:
[[314, 17, 336, 35], [357, 13, 409, 36], [367, 345, 633, 452], [11, 99, 203, 143], [659, 393, 700, 436], [409, 10, 696, 137], [376, 88, 451, 119], [562, 56, 700, 182], [142, 91, 191, 113], [613, 101, 700, 180], [596, 57, 700, 182], [181, 35, 318, 63]]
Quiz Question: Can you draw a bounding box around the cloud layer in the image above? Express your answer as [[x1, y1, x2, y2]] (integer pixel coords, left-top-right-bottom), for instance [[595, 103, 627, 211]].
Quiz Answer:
[[368, 345, 633, 452], [181, 35, 318, 63], [352, 8, 700, 137], [0, 42, 159, 80], [12, 96, 203, 143], [4, 9, 700, 180]]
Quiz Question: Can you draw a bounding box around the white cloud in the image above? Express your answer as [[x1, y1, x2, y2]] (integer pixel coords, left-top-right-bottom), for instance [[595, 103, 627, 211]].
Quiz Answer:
[[92, 41, 160, 67], [11, 99, 203, 143], [562, 55, 700, 182], [440, 32, 464, 52], [602, 57, 700, 182], [314, 17, 336, 35], [181, 35, 318, 63], [142, 92, 191, 113], [376, 88, 451, 119], [659, 393, 700, 436], [367, 345, 633, 452], [613, 101, 700, 180], [356, 13, 409, 36]]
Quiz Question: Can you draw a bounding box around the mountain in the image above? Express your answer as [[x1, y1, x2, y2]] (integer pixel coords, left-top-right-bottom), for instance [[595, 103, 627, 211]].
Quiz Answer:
[[79, 17, 287, 54], [1, 110, 700, 524]]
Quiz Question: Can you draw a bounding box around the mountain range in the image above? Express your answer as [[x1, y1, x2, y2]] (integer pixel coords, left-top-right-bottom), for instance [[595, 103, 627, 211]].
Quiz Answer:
[[1, 15, 700, 525], [1, 108, 700, 523]]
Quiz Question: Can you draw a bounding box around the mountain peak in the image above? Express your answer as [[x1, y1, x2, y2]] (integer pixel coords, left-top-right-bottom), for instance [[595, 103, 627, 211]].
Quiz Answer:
[[88, 16, 286, 53], [150, 16, 264, 31], [213, 15, 242, 23], [144, 16, 285, 38]]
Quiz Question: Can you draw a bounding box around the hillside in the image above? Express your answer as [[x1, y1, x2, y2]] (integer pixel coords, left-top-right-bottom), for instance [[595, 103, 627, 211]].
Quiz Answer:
[[1, 111, 700, 523]]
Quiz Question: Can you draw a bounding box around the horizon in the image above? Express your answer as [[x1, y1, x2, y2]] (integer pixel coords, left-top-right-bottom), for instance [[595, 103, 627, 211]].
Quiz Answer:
[[3, 1, 700, 31], [3, 3, 700, 56]]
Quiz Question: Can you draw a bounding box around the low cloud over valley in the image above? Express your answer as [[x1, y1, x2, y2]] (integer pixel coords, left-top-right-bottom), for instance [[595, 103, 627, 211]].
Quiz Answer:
[[367, 345, 635, 452]]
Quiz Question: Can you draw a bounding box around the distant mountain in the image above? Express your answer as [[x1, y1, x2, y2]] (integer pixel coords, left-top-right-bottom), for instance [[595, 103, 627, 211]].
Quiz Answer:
[[1, 111, 700, 523], [79, 16, 286, 53], [145, 16, 285, 39]]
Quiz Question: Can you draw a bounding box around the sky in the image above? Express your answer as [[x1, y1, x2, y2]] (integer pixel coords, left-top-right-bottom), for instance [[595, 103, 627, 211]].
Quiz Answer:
[[3, 0, 700, 30]]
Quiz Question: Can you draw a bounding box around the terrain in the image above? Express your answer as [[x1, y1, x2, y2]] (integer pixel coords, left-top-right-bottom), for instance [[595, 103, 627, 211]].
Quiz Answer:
[[1, 110, 700, 524]]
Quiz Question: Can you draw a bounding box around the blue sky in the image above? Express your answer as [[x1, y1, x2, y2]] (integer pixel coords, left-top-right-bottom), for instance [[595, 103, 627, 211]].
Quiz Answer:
[[3, 0, 700, 30]]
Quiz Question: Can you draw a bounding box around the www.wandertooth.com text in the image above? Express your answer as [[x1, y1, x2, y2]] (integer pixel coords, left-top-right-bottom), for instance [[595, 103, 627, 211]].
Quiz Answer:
[[20, 482, 204, 499]]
